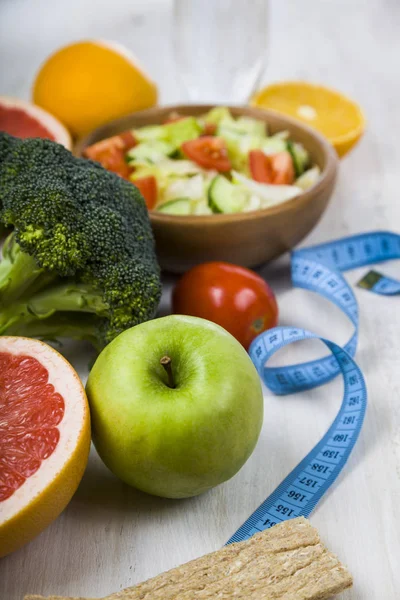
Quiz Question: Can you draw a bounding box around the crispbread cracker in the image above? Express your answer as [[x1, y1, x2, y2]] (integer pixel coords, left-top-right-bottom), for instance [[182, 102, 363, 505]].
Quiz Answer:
[[25, 517, 352, 600]]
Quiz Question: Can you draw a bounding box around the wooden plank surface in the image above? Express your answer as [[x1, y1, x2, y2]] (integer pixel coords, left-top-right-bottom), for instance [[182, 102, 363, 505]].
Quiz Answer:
[[0, 0, 399, 598]]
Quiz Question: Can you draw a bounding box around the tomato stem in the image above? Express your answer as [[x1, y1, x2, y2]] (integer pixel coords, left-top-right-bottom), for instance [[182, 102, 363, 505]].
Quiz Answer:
[[160, 355, 175, 389]]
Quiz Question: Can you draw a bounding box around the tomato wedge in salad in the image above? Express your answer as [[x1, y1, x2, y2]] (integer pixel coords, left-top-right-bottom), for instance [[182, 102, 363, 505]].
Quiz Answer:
[[133, 176, 157, 209], [249, 150, 274, 183], [202, 122, 217, 136], [269, 152, 295, 185], [249, 150, 295, 185], [181, 136, 231, 172], [84, 131, 137, 180]]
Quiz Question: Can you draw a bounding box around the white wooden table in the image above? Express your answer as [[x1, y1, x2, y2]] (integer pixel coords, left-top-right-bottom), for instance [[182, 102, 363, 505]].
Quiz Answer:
[[1, 0, 400, 598]]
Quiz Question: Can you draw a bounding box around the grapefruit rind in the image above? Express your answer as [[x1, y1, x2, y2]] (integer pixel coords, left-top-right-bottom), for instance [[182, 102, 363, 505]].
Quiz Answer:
[[0, 96, 72, 150], [0, 337, 90, 557]]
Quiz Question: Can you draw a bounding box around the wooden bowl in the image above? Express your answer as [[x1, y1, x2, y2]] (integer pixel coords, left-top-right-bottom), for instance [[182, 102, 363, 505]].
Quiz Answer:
[[75, 105, 338, 273]]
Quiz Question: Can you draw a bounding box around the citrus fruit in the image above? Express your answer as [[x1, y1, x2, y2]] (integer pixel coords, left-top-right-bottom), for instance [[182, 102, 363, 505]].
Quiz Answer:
[[0, 337, 90, 557], [0, 96, 72, 149], [32, 40, 158, 139], [251, 81, 365, 157]]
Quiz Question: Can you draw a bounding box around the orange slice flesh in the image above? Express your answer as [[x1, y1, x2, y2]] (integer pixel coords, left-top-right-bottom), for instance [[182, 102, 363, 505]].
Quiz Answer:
[[251, 81, 366, 157]]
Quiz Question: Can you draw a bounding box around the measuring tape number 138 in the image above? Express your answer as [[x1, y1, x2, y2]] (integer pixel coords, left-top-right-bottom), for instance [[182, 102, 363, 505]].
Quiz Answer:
[[227, 231, 400, 545]]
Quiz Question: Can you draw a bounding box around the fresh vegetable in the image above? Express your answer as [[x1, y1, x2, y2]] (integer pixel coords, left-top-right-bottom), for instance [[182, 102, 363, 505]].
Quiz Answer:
[[134, 117, 202, 147], [208, 175, 248, 213], [249, 150, 295, 184], [203, 122, 217, 136], [0, 133, 161, 350], [157, 197, 191, 215], [287, 140, 310, 176], [132, 176, 157, 209], [83, 107, 319, 215], [83, 131, 137, 180], [172, 262, 279, 349], [249, 149, 274, 183], [269, 151, 295, 184], [0, 336, 90, 557], [126, 139, 175, 165], [203, 106, 234, 125], [86, 315, 263, 498], [295, 165, 321, 190], [261, 135, 287, 155], [232, 171, 302, 207], [182, 136, 231, 172], [164, 117, 203, 147]]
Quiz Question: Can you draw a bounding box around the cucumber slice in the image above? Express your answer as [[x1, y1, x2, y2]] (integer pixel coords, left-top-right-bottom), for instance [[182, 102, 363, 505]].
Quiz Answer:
[[208, 175, 248, 214], [286, 141, 310, 176], [157, 197, 192, 215], [193, 198, 213, 215], [127, 140, 175, 164]]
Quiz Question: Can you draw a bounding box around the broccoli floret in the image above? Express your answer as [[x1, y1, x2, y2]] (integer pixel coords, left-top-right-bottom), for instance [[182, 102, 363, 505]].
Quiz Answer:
[[0, 133, 161, 350]]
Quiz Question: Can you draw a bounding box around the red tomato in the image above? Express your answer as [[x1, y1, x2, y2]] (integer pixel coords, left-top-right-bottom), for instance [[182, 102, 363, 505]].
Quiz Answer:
[[172, 262, 279, 350], [269, 152, 295, 184], [118, 131, 138, 151], [84, 131, 137, 180], [249, 150, 295, 185], [203, 122, 217, 136], [181, 136, 231, 172], [133, 176, 157, 210], [249, 150, 274, 183]]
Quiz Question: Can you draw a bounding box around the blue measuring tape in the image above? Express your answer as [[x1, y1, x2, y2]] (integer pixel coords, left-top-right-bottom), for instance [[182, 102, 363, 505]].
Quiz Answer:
[[227, 231, 400, 545]]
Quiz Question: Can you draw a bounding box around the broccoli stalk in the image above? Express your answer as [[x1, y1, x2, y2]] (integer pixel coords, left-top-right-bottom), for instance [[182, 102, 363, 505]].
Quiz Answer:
[[0, 133, 161, 349], [0, 232, 109, 349]]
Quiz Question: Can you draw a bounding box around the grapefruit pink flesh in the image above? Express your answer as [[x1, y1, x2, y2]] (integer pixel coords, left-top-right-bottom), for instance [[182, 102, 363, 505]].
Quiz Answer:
[[0, 106, 56, 141], [0, 337, 90, 557], [0, 96, 72, 149], [0, 352, 65, 502]]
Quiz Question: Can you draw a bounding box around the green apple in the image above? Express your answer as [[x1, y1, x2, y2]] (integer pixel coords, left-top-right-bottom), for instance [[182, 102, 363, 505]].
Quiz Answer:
[[86, 315, 263, 498]]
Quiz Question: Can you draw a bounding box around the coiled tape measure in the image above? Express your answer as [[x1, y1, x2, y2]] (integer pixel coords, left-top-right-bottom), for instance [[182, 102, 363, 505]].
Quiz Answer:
[[227, 231, 400, 545]]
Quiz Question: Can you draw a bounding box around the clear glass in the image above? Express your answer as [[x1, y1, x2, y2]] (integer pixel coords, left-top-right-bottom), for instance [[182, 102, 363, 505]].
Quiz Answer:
[[172, 0, 268, 104]]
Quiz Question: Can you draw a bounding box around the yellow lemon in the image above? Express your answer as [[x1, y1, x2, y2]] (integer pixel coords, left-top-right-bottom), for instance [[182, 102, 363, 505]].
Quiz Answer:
[[33, 40, 158, 139], [251, 81, 365, 157]]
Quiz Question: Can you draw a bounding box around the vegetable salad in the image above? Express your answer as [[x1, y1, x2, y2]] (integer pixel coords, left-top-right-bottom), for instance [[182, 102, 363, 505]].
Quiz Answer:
[[84, 107, 321, 215]]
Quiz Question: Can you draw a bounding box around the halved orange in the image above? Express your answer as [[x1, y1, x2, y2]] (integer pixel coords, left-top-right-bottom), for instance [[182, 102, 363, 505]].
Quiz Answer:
[[33, 40, 158, 139], [0, 337, 91, 557], [251, 81, 366, 157]]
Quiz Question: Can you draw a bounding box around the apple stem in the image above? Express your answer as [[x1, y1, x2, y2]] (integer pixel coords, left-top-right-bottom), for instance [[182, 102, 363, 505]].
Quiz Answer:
[[160, 355, 175, 389]]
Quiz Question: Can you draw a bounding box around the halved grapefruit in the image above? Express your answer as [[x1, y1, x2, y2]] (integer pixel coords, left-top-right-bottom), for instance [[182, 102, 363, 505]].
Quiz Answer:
[[0, 337, 90, 557], [0, 96, 72, 149]]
